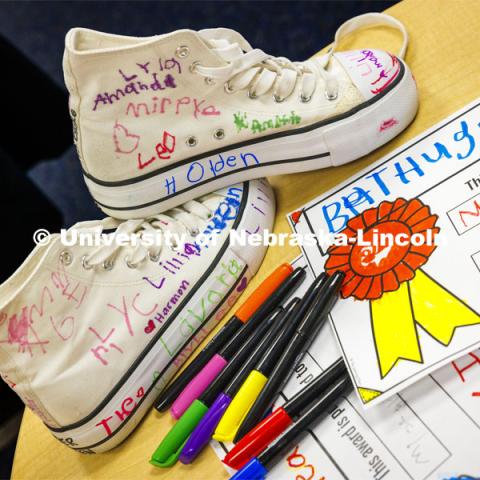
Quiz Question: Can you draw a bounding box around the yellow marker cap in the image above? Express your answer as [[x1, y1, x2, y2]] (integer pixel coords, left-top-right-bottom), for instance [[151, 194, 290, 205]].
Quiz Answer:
[[213, 370, 268, 442]]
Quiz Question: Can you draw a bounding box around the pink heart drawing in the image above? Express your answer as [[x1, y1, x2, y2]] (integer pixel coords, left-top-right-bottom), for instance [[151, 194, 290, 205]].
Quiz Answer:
[[236, 276, 248, 292], [144, 319, 156, 334], [113, 121, 140, 154]]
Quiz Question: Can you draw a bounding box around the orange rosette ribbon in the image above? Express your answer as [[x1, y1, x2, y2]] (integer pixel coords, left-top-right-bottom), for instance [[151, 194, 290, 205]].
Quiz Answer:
[[325, 197, 480, 383]]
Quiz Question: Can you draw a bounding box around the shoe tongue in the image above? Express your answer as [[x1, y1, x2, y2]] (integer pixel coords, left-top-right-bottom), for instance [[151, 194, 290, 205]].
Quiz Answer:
[[199, 27, 252, 59]]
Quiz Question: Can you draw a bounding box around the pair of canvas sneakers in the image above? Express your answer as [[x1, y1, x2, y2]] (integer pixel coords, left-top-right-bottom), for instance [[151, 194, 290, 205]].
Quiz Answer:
[[0, 13, 417, 453]]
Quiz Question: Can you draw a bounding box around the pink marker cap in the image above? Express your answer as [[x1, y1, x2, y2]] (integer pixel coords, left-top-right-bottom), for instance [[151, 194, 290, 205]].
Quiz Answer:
[[171, 354, 228, 419]]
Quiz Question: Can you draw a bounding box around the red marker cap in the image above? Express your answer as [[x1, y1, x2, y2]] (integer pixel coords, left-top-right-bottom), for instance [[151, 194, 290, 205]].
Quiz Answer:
[[235, 263, 293, 322], [224, 357, 348, 470], [223, 407, 293, 470]]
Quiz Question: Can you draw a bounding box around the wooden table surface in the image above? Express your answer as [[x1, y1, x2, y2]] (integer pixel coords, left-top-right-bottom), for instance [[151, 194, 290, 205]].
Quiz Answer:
[[12, 0, 480, 478]]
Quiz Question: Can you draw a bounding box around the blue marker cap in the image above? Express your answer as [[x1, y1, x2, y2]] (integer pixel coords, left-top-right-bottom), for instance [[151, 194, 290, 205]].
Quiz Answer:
[[230, 458, 267, 480]]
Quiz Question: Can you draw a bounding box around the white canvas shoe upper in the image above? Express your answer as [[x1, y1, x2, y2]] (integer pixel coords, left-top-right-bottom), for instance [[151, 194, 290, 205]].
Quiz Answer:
[[0, 9, 421, 457], [0, 179, 274, 452], [63, 13, 418, 219]]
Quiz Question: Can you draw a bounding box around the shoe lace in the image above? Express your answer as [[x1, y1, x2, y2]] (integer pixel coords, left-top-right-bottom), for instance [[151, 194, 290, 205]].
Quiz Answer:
[[80, 200, 213, 270], [194, 13, 408, 102]]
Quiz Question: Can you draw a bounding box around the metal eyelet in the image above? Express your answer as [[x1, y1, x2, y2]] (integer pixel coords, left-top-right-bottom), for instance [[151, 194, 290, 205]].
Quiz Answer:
[[273, 94, 285, 103], [189, 227, 200, 237], [247, 90, 258, 100], [300, 93, 312, 103], [186, 136, 197, 147], [224, 82, 234, 94], [149, 252, 161, 262], [103, 259, 114, 271], [81, 255, 93, 270], [213, 129, 225, 140], [125, 256, 137, 269], [59, 250, 73, 266], [175, 45, 190, 59], [189, 61, 200, 73], [205, 77, 216, 86], [325, 90, 338, 101]]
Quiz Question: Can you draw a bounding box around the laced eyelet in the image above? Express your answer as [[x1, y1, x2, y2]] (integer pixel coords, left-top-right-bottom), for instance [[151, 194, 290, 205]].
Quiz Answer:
[[247, 90, 258, 100], [189, 61, 200, 74], [273, 94, 285, 103], [149, 252, 160, 262], [205, 77, 216, 86], [81, 255, 93, 270], [125, 256, 137, 269], [300, 93, 312, 103], [175, 45, 190, 59], [59, 250, 73, 266], [186, 136, 197, 147], [213, 129, 225, 140], [224, 82, 234, 94], [103, 259, 114, 271], [325, 90, 338, 101]]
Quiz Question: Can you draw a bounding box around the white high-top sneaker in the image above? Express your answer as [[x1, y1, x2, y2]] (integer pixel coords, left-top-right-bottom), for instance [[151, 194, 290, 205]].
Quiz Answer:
[[0, 179, 274, 452], [64, 13, 417, 219]]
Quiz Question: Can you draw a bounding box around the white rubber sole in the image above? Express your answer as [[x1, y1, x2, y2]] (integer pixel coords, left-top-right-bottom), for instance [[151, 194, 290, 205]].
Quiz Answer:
[[47, 179, 275, 452], [85, 60, 418, 220]]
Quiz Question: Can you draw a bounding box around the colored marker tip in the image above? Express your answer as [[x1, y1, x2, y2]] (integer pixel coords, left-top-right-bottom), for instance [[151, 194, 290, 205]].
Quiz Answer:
[[179, 393, 233, 464], [223, 408, 293, 470], [230, 458, 267, 480], [149, 446, 185, 468], [150, 400, 209, 468]]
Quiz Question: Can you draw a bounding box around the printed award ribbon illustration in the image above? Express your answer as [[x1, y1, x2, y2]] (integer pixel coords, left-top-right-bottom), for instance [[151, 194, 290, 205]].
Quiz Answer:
[[324, 198, 480, 402]]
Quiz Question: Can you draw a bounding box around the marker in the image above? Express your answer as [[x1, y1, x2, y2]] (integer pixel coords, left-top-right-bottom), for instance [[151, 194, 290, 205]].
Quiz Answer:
[[230, 375, 352, 480], [149, 307, 285, 468], [179, 272, 328, 463], [233, 271, 345, 443], [170, 266, 306, 418], [179, 299, 301, 464], [223, 358, 347, 469], [212, 295, 308, 442], [154, 263, 294, 413]]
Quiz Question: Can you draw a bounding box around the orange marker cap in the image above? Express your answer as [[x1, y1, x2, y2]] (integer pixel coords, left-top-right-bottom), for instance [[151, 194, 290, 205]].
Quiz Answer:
[[235, 263, 294, 323]]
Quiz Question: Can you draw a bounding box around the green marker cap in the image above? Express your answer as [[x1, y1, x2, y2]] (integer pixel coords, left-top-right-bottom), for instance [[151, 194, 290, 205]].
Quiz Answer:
[[150, 400, 209, 468]]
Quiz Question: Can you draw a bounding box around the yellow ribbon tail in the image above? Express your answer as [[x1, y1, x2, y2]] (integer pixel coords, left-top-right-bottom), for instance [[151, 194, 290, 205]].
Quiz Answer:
[[410, 269, 480, 345], [357, 387, 383, 404], [371, 282, 422, 378]]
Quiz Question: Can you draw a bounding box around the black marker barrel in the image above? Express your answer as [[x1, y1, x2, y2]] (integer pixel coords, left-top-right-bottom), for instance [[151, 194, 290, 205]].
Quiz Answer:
[[234, 271, 344, 441], [285, 358, 347, 418], [154, 263, 298, 412], [248, 297, 301, 378], [219, 267, 306, 360], [259, 374, 352, 468], [200, 306, 284, 407], [223, 300, 300, 400], [154, 315, 242, 411]]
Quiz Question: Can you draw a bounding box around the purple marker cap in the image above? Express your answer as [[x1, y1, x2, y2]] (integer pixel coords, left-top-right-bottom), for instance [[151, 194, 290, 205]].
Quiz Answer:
[[171, 354, 228, 419], [179, 392, 233, 464]]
